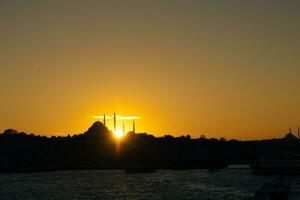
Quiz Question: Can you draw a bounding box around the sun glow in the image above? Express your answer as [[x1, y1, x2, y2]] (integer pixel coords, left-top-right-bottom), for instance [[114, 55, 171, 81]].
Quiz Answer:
[[92, 115, 140, 120], [114, 128, 123, 138]]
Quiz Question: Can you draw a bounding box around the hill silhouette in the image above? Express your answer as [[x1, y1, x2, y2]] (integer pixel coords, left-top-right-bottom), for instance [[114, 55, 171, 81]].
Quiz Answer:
[[0, 122, 299, 173]]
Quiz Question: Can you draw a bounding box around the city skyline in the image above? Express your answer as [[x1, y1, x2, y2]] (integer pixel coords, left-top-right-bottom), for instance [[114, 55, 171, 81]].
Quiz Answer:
[[3, 110, 300, 140]]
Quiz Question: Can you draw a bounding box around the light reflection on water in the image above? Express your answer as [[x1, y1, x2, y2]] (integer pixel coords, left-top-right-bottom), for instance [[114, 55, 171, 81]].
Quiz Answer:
[[0, 169, 300, 200]]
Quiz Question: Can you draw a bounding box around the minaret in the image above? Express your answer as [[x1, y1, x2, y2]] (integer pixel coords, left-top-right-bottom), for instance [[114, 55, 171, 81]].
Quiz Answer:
[[289, 126, 292, 134], [133, 120, 135, 134], [103, 113, 106, 126], [123, 122, 125, 135], [113, 111, 116, 133]]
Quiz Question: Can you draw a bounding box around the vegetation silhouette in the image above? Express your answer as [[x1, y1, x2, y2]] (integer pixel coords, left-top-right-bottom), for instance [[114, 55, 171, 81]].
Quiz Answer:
[[0, 122, 299, 173]]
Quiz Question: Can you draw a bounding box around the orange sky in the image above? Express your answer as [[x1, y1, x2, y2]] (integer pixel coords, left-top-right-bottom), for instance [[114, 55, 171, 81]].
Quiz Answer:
[[0, 1, 299, 140]]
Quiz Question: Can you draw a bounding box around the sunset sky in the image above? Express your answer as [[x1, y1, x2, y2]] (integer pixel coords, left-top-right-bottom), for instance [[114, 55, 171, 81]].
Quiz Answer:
[[0, 1, 299, 140]]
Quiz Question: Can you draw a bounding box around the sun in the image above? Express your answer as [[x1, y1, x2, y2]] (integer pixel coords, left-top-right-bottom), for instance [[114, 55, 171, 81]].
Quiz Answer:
[[114, 128, 123, 138]]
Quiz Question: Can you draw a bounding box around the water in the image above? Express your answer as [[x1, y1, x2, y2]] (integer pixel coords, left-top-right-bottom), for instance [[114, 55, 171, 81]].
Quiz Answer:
[[0, 169, 300, 200]]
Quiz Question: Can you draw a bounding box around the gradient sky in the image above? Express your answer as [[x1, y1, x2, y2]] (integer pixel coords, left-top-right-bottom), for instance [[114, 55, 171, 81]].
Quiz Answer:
[[0, 1, 299, 139]]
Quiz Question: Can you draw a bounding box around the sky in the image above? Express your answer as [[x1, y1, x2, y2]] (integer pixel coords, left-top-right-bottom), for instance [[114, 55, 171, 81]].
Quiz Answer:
[[0, 1, 299, 140]]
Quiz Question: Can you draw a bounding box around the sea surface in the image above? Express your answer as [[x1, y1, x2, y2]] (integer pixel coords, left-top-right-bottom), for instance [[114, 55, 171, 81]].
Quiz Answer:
[[0, 168, 300, 200]]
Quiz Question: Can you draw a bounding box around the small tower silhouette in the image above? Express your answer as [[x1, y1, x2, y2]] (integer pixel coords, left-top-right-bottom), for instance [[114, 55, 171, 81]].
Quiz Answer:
[[113, 111, 116, 133], [298, 126, 300, 139], [289, 126, 292, 134], [133, 120, 135, 134], [123, 122, 125, 135]]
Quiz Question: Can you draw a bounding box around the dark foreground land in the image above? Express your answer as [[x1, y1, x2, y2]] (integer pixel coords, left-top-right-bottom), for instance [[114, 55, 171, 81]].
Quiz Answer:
[[0, 122, 299, 173]]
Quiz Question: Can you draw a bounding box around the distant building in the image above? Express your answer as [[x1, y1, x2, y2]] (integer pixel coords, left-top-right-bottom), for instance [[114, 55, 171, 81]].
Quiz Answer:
[[84, 121, 110, 139], [283, 127, 298, 142], [3, 129, 18, 135]]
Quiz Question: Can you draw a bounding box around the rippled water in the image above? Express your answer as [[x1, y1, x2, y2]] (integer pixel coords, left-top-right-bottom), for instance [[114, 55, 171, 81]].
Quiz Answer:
[[0, 169, 300, 200]]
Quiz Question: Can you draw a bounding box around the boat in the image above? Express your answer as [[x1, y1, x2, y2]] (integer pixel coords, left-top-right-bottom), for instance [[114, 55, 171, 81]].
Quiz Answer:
[[247, 179, 293, 200], [125, 166, 156, 173]]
